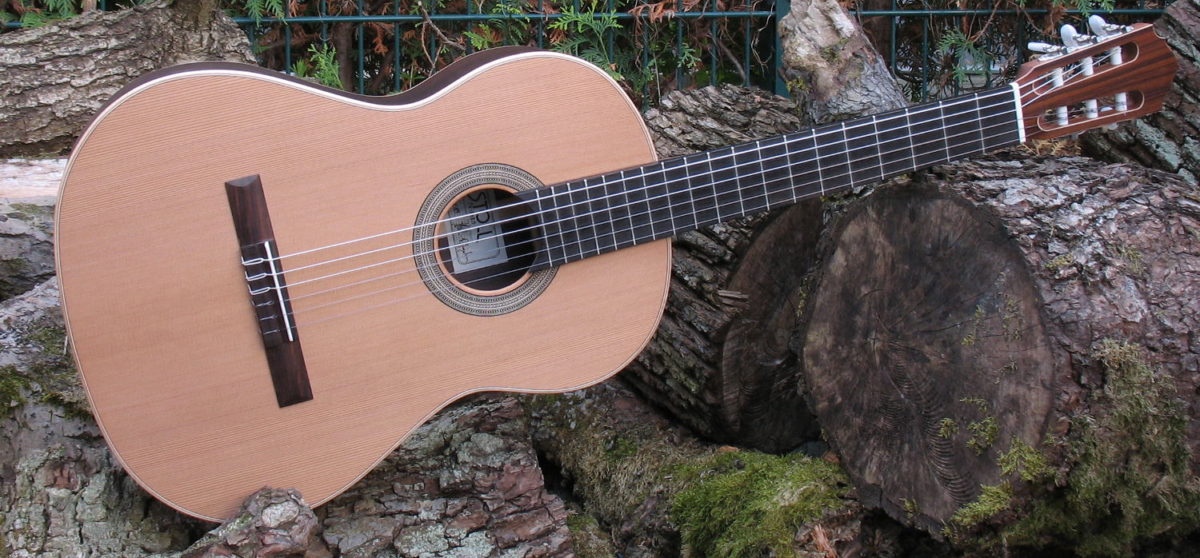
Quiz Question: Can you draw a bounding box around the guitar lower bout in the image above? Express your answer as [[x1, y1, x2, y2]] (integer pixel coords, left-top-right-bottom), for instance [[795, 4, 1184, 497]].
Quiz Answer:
[[56, 48, 671, 520]]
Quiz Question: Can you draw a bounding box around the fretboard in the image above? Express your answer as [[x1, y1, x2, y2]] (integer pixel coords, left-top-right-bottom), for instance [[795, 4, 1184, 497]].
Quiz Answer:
[[523, 86, 1022, 269]]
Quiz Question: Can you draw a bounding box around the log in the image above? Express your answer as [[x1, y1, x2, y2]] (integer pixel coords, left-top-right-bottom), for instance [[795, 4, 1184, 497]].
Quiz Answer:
[[0, 160, 59, 300], [0, 0, 255, 157], [524, 382, 873, 558], [1080, 0, 1200, 185], [0, 279, 573, 557], [620, 0, 906, 453], [801, 154, 1200, 554]]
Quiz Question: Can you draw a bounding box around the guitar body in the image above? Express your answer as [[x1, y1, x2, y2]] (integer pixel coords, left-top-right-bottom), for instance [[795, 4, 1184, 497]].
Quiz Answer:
[[56, 48, 671, 520]]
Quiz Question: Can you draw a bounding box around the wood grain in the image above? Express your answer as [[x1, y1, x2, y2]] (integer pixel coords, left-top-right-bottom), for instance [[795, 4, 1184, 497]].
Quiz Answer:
[[56, 50, 670, 521]]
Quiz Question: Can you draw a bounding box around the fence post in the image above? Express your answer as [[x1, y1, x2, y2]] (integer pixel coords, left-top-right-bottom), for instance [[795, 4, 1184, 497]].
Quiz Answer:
[[773, 0, 790, 95]]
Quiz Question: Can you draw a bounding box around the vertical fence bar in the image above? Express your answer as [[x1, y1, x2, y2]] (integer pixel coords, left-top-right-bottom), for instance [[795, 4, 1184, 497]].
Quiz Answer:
[[921, 13, 929, 101], [710, 0, 719, 86], [741, 4, 750, 87], [537, 0, 546, 48], [357, 0, 365, 93], [285, 24, 293, 73], [394, 0, 402, 91], [606, 0, 615, 65], [675, 0, 683, 88], [889, 0, 897, 73], [773, 0, 789, 95], [466, 0, 474, 54], [643, 0, 653, 100], [320, 0, 329, 42]]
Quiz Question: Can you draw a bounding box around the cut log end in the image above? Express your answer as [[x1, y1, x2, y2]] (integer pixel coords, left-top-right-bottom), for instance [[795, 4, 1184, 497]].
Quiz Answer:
[[804, 181, 1057, 529]]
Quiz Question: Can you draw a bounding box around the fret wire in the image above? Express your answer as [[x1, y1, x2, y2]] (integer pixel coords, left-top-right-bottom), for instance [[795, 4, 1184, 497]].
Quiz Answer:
[[532, 189, 555, 266], [560, 117, 1020, 265], [618, 169, 633, 249], [684, 158, 700, 230], [707, 151, 721, 223], [813, 127, 825, 197], [784, 134, 797, 203], [755, 139, 771, 210], [530, 96, 1017, 264], [544, 88, 1014, 232], [974, 92, 987, 148], [870, 115, 885, 183], [582, 178, 601, 257], [940, 103, 953, 163], [543, 90, 1019, 260]]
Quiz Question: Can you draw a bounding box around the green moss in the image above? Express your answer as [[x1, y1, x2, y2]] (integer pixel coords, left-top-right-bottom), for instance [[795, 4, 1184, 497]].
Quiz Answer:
[[524, 393, 703, 529], [565, 511, 615, 558], [960, 398, 998, 455], [998, 439, 1052, 483], [948, 482, 1013, 530], [961, 305, 986, 346], [961, 340, 1200, 557], [1044, 253, 1074, 271], [901, 498, 920, 520], [1112, 244, 1145, 275], [8, 202, 51, 218], [0, 365, 30, 417], [1001, 296, 1023, 342], [670, 451, 850, 558], [604, 436, 638, 461], [937, 418, 958, 439]]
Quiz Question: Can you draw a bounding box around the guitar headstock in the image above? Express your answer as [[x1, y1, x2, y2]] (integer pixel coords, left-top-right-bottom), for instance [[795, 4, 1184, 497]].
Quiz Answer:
[[1013, 16, 1177, 141]]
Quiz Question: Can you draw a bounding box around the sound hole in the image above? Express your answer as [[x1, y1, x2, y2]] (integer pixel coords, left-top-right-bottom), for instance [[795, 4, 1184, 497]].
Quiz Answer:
[[436, 187, 537, 293]]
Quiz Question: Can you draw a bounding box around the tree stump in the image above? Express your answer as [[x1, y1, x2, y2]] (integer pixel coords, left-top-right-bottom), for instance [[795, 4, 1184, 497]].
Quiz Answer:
[[1080, 0, 1200, 185], [801, 154, 1200, 554], [620, 0, 906, 453], [0, 0, 255, 157]]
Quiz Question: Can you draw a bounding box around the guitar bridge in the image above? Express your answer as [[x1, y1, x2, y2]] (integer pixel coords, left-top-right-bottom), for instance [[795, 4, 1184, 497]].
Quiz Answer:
[[226, 175, 313, 407]]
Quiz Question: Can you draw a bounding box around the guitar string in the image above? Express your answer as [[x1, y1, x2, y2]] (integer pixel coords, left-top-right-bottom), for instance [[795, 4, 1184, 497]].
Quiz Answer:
[[280, 92, 1018, 295], [271, 88, 1020, 293], [280, 84, 1113, 331], [283, 117, 1025, 326], [243, 53, 1118, 330], [270, 88, 1012, 275], [267, 56, 1089, 268], [281, 62, 1111, 299], [265, 51, 1111, 272], [284, 112, 1023, 307], [282, 52, 1125, 323]]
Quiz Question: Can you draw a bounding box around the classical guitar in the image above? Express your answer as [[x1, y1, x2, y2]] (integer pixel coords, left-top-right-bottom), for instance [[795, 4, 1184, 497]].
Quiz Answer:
[[55, 18, 1176, 520]]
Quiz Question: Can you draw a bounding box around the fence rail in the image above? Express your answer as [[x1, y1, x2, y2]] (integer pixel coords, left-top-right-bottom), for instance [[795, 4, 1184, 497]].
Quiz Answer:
[[2, 1, 1170, 103]]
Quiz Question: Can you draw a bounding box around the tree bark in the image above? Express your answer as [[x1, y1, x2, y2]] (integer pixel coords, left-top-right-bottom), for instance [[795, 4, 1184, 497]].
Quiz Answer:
[[0, 162, 58, 301], [1080, 0, 1200, 185], [0, 0, 255, 157], [619, 0, 907, 454], [801, 154, 1200, 551]]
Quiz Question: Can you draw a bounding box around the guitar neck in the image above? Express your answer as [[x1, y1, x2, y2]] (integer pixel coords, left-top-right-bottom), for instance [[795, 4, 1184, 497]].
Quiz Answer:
[[525, 85, 1024, 269]]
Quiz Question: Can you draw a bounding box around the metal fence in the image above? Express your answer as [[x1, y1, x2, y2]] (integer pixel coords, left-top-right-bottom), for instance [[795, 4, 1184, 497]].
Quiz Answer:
[[2, 0, 1169, 103]]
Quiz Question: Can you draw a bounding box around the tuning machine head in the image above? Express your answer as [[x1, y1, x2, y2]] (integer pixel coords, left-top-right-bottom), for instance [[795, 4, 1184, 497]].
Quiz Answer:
[[1088, 15, 1131, 38]]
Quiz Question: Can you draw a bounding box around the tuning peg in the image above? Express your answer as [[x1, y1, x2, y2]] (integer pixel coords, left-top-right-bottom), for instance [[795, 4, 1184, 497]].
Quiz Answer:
[[1028, 42, 1064, 54], [1061, 24, 1099, 49], [1060, 24, 1081, 47], [1088, 15, 1130, 38]]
